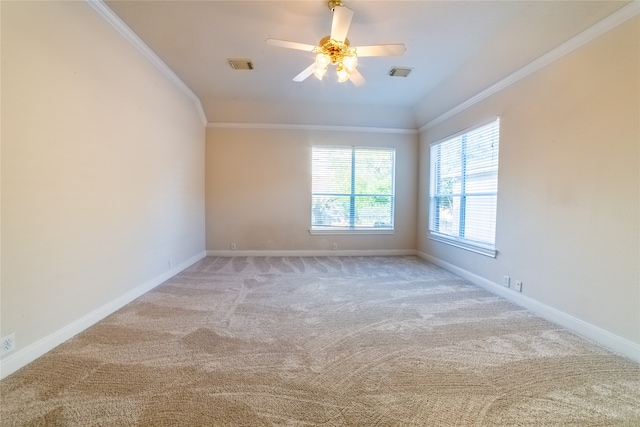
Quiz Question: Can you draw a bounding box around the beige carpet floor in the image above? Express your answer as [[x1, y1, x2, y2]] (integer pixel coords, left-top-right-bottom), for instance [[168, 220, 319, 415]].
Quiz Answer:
[[1, 256, 639, 426]]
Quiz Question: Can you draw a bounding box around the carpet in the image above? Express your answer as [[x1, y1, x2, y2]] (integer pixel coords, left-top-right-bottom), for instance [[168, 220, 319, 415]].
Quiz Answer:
[[1, 256, 639, 426]]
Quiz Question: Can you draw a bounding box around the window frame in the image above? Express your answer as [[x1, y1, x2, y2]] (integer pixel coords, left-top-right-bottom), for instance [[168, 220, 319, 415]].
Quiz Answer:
[[310, 145, 396, 235], [428, 118, 500, 257]]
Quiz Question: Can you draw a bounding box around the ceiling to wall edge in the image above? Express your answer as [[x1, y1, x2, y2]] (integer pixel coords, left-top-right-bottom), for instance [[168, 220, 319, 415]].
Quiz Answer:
[[418, 0, 639, 133], [205, 122, 419, 135], [88, 0, 639, 135], [87, 0, 207, 125]]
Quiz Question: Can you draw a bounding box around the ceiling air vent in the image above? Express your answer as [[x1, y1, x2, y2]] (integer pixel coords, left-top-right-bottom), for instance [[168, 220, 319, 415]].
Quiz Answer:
[[228, 59, 254, 70], [388, 67, 412, 77]]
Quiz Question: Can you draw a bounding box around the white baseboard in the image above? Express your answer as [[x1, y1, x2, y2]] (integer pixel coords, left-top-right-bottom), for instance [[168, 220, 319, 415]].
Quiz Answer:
[[4, 250, 635, 380], [206, 249, 418, 257], [417, 251, 640, 363], [0, 251, 206, 380]]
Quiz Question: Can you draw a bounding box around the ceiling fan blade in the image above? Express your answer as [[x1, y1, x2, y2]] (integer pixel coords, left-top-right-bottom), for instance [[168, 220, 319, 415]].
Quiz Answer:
[[293, 63, 316, 82], [349, 69, 365, 87], [354, 44, 406, 57], [330, 6, 353, 43], [266, 38, 317, 52]]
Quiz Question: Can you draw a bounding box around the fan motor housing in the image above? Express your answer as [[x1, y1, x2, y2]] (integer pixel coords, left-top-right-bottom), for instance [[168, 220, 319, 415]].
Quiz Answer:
[[328, 1, 343, 12], [318, 36, 351, 64]]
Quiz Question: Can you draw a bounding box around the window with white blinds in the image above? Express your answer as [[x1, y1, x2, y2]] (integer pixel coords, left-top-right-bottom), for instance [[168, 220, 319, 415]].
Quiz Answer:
[[312, 146, 395, 232], [429, 119, 500, 256]]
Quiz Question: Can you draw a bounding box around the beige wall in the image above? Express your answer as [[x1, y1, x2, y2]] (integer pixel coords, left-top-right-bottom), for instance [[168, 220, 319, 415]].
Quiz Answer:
[[206, 127, 418, 252], [1, 0, 636, 372], [418, 17, 639, 344], [1, 2, 205, 354]]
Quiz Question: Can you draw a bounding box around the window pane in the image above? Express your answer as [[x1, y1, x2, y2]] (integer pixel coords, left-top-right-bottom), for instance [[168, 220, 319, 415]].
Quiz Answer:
[[311, 195, 350, 227], [354, 195, 393, 227], [312, 147, 352, 194], [354, 149, 394, 195], [432, 195, 462, 237], [464, 195, 497, 243], [465, 170, 498, 193]]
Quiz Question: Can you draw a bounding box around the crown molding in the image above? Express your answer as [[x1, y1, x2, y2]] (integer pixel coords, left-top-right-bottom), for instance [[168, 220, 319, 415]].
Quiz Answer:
[[86, 0, 207, 125], [419, 1, 640, 133], [206, 122, 419, 135], [86, 0, 638, 133]]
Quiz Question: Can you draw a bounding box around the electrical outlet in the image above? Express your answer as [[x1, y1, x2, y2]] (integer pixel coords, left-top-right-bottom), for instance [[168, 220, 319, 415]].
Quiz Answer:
[[332, 243, 338, 250], [515, 280, 523, 292], [503, 275, 510, 288], [1, 333, 15, 356], [230, 243, 237, 250]]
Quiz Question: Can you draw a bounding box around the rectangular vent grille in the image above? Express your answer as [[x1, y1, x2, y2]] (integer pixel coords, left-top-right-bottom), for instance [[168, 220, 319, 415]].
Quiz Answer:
[[228, 59, 254, 70], [388, 67, 412, 77]]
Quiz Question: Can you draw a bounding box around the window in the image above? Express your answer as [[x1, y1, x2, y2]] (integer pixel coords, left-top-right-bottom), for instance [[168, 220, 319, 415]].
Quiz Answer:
[[312, 146, 395, 232], [429, 118, 500, 256]]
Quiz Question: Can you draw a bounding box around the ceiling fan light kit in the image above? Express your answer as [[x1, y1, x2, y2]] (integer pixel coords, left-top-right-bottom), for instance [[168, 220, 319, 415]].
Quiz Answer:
[[266, 1, 406, 87], [312, 36, 358, 82]]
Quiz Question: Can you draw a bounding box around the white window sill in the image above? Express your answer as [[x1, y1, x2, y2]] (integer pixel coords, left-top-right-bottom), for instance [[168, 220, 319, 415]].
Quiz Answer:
[[310, 228, 394, 235], [428, 234, 497, 258]]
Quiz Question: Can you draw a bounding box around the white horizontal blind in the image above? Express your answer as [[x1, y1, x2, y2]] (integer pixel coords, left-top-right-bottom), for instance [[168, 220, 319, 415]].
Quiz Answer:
[[312, 146, 395, 230], [429, 119, 500, 252]]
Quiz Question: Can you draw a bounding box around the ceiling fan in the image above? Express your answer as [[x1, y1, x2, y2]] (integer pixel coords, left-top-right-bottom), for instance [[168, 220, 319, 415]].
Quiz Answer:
[[266, 1, 406, 86]]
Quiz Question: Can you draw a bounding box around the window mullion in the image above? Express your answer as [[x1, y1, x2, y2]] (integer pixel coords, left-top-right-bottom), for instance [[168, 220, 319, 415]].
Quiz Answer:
[[459, 135, 467, 238], [434, 145, 441, 230], [350, 148, 356, 228]]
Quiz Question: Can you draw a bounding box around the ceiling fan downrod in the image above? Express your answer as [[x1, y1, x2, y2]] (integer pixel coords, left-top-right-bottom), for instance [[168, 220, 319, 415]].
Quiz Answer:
[[328, 1, 343, 12]]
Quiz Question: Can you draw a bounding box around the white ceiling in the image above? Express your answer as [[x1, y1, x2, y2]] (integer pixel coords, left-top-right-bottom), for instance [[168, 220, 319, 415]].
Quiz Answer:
[[104, 0, 630, 128]]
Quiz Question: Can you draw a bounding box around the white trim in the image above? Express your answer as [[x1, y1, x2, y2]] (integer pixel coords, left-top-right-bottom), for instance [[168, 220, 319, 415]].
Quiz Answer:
[[427, 235, 497, 258], [0, 251, 206, 380], [87, 0, 639, 134], [206, 249, 417, 257], [417, 251, 640, 363], [86, 0, 207, 125], [428, 116, 500, 147], [418, 1, 640, 133], [309, 229, 394, 235], [206, 122, 418, 135]]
